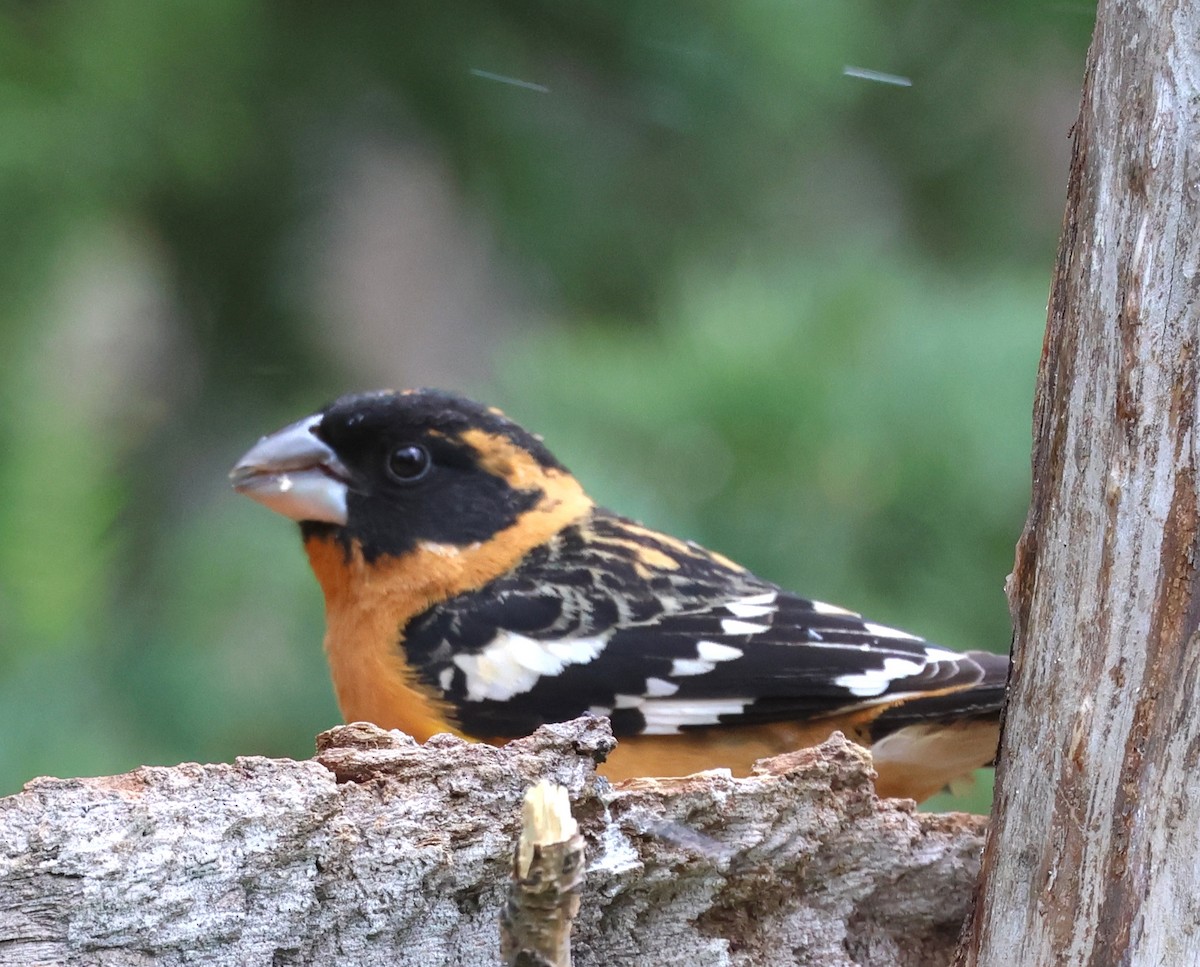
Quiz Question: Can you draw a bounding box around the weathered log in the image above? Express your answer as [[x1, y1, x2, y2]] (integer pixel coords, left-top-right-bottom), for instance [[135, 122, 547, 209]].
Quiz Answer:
[[0, 718, 984, 966]]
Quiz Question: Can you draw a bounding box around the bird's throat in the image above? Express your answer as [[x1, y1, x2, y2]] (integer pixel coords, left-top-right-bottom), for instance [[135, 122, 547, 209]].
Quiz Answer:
[[302, 473, 594, 739]]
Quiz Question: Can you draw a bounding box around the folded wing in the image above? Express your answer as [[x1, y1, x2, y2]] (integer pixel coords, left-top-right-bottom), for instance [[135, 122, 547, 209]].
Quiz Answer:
[[401, 512, 1009, 741]]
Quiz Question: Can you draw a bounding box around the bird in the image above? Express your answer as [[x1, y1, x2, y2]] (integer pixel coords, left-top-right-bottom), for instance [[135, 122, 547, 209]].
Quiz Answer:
[[230, 389, 1008, 801]]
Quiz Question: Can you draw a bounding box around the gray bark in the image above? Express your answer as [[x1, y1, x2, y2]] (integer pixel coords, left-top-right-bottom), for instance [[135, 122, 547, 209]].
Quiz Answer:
[[0, 718, 985, 967], [957, 0, 1200, 963]]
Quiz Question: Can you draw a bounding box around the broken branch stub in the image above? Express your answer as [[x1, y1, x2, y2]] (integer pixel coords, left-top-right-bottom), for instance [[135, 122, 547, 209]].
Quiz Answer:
[[501, 781, 586, 967]]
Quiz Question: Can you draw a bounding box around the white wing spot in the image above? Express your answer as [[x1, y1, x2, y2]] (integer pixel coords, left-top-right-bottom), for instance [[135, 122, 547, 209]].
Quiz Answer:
[[640, 698, 753, 734], [725, 602, 775, 619], [668, 642, 742, 677], [670, 658, 715, 676], [863, 622, 923, 641], [736, 591, 777, 606], [812, 600, 858, 616], [454, 632, 608, 702], [697, 641, 744, 662], [835, 657, 926, 697], [720, 618, 769, 635], [644, 677, 680, 697]]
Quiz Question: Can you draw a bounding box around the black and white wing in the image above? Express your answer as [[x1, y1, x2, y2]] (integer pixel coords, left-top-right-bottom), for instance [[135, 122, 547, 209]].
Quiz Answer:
[[401, 512, 1007, 739]]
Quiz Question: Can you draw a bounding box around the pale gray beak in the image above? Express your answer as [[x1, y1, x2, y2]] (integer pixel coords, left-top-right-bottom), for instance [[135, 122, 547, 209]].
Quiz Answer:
[[230, 414, 350, 525]]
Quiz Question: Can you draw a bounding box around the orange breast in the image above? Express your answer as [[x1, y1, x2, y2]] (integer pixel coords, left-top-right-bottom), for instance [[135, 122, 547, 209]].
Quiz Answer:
[[302, 462, 593, 742]]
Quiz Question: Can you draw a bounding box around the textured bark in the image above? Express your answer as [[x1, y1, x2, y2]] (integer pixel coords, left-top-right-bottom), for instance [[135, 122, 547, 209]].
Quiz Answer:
[[0, 718, 986, 967], [957, 0, 1200, 963]]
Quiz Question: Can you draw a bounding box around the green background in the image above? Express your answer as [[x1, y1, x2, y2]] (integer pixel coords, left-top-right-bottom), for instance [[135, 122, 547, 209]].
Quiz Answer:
[[0, 2, 1094, 812]]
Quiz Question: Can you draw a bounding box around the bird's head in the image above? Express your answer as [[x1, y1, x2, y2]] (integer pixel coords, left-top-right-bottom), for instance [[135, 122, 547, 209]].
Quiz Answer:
[[231, 389, 592, 563]]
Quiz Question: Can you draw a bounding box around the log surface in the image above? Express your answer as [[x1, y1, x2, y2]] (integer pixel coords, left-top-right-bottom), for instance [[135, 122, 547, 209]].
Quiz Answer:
[[0, 718, 985, 967]]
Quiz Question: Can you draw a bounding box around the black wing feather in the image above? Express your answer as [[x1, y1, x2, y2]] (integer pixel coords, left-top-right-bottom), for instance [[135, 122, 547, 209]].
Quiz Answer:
[[401, 511, 1007, 738]]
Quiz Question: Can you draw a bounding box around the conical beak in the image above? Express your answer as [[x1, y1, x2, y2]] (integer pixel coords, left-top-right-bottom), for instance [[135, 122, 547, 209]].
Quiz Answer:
[[230, 414, 351, 525]]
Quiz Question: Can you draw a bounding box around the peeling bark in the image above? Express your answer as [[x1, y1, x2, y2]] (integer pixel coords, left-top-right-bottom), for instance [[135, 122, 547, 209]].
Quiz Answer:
[[958, 0, 1200, 963], [0, 719, 985, 967]]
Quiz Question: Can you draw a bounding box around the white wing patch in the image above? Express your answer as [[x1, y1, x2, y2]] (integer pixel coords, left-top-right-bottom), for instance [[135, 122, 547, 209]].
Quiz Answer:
[[835, 656, 926, 697], [725, 602, 774, 619], [640, 698, 753, 734], [863, 622, 923, 641], [644, 677, 680, 697], [721, 618, 770, 635], [812, 600, 858, 616], [454, 632, 608, 702], [724, 591, 777, 620], [669, 640, 743, 677], [697, 640, 744, 661], [670, 658, 715, 677], [588, 678, 680, 720]]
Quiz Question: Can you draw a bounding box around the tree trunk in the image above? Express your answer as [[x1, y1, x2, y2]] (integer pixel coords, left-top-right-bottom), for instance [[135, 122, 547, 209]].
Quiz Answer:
[[957, 0, 1200, 963], [0, 719, 986, 967]]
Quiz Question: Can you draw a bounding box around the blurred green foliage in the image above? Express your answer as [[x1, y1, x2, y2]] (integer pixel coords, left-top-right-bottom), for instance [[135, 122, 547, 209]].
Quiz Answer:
[[0, 1, 1093, 811]]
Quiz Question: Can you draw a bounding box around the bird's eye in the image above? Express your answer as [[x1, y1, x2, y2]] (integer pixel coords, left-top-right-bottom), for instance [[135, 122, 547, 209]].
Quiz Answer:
[[386, 444, 432, 483]]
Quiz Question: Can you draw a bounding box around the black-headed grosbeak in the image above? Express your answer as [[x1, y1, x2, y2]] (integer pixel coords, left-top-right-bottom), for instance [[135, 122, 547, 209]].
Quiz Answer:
[[231, 389, 1007, 801]]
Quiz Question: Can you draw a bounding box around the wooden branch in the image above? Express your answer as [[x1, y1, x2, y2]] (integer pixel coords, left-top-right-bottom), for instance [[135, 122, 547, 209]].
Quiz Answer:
[[0, 718, 985, 966], [501, 781, 585, 967], [958, 0, 1200, 962]]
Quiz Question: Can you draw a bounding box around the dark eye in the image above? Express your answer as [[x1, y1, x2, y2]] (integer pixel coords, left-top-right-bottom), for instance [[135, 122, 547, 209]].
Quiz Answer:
[[386, 444, 432, 482]]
